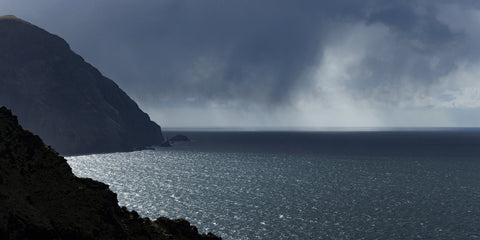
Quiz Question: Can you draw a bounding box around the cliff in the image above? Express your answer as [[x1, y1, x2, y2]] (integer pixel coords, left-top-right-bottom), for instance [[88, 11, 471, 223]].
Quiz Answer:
[[0, 106, 220, 239], [0, 15, 163, 155]]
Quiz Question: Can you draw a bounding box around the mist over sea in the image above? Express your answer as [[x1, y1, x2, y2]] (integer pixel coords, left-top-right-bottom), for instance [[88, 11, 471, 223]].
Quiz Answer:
[[67, 130, 480, 239]]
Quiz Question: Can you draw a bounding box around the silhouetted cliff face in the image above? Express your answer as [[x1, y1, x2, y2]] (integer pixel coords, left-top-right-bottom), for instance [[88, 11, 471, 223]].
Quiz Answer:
[[0, 106, 220, 240], [0, 15, 163, 155]]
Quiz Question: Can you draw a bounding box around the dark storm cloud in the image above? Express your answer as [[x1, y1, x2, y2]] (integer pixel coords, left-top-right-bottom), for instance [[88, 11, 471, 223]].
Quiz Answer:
[[1, 0, 478, 109]]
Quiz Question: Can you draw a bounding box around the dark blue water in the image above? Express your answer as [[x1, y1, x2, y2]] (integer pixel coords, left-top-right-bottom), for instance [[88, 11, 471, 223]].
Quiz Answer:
[[68, 130, 480, 239], [163, 130, 480, 157]]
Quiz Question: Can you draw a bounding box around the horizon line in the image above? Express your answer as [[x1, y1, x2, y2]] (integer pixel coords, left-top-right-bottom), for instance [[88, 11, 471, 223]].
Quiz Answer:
[[162, 126, 480, 132]]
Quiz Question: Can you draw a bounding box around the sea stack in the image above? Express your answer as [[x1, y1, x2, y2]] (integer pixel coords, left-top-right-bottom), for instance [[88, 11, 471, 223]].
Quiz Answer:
[[0, 106, 220, 239], [0, 15, 163, 155]]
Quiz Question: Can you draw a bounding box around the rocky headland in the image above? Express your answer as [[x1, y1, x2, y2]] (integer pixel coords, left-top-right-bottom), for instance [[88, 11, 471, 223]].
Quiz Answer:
[[0, 15, 163, 155], [0, 106, 220, 239]]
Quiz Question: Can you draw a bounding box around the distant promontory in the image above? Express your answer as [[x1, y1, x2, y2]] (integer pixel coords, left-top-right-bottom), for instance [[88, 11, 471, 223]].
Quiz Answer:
[[0, 15, 163, 155]]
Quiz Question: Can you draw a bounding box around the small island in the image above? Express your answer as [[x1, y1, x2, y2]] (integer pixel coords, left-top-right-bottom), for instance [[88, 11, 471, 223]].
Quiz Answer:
[[168, 135, 191, 142], [160, 135, 191, 147]]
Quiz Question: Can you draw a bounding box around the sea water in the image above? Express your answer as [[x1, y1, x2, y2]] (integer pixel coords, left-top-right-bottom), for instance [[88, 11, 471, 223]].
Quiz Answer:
[[67, 131, 480, 239]]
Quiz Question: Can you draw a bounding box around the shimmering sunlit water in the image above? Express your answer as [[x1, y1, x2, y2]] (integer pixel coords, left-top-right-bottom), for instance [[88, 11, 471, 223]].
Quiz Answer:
[[67, 131, 480, 239]]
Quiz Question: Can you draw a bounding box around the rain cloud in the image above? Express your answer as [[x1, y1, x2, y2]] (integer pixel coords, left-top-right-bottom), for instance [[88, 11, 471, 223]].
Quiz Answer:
[[2, 0, 480, 127]]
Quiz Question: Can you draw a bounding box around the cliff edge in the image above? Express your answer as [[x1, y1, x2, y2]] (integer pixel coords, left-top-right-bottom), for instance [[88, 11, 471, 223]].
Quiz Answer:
[[0, 106, 220, 239], [0, 15, 163, 155]]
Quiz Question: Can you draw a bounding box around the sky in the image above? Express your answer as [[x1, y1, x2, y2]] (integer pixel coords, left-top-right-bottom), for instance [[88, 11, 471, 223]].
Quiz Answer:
[[2, 0, 480, 128]]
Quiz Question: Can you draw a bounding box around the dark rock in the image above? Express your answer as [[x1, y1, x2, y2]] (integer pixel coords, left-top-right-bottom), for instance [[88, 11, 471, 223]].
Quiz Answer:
[[168, 135, 191, 142], [160, 141, 172, 147], [0, 106, 221, 240], [0, 15, 164, 155], [160, 135, 190, 147]]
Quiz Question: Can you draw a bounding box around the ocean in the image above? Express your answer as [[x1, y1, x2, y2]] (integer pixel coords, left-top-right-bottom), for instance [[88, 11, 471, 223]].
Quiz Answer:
[[67, 130, 480, 239]]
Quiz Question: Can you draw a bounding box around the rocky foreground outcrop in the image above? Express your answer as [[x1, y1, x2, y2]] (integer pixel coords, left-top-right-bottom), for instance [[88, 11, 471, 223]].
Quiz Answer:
[[0, 107, 220, 240], [0, 15, 163, 155]]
